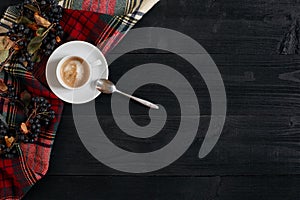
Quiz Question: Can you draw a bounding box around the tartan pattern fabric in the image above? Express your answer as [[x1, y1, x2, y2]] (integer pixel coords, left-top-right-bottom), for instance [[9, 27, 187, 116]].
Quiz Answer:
[[0, 0, 159, 199]]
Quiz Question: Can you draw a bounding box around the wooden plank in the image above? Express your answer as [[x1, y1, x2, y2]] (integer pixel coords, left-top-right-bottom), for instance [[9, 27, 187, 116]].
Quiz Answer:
[[58, 53, 300, 116], [23, 176, 220, 200], [124, 0, 300, 55], [23, 175, 300, 200], [148, 0, 300, 20], [48, 115, 300, 175], [218, 176, 300, 200], [133, 18, 286, 55]]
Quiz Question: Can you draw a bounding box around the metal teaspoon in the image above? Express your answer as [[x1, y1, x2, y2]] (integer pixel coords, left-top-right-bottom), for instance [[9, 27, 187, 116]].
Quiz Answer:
[[96, 79, 159, 110]]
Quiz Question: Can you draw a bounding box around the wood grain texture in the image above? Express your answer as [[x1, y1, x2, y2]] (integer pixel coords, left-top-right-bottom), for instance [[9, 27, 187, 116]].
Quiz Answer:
[[47, 115, 299, 176], [23, 175, 300, 200], [127, 0, 300, 55], [0, 0, 299, 199], [101, 53, 300, 116]]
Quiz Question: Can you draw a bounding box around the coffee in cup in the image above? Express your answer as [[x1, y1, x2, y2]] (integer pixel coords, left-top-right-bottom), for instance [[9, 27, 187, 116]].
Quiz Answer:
[[56, 56, 91, 89]]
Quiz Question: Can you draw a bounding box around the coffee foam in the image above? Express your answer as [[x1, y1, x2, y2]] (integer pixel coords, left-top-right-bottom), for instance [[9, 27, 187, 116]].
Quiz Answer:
[[60, 57, 90, 88]]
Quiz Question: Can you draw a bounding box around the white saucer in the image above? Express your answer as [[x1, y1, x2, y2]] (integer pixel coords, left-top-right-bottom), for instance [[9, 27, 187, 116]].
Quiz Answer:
[[46, 41, 108, 104]]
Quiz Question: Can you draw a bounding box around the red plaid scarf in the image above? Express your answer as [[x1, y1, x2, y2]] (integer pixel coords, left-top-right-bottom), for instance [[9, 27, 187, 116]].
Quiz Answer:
[[0, 0, 159, 199]]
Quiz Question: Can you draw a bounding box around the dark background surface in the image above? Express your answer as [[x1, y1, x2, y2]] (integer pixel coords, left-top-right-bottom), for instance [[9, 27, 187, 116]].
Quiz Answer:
[[1, 0, 300, 199]]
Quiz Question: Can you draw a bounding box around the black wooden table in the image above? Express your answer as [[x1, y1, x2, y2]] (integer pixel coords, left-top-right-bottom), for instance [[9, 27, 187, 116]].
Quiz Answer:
[[1, 0, 300, 199]]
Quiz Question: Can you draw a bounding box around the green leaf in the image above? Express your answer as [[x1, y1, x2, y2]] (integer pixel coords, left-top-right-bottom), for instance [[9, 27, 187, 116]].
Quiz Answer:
[[18, 16, 33, 25], [31, 52, 41, 63], [36, 27, 45, 36], [0, 50, 9, 63], [20, 90, 31, 107], [41, 23, 54, 38], [0, 36, 13, 51], [24, 4, 39, 12], [27, 36, 42, 55]]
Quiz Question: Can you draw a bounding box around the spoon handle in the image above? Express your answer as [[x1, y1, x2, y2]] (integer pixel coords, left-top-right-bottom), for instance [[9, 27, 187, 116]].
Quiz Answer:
[[115, 90, 159, 110]]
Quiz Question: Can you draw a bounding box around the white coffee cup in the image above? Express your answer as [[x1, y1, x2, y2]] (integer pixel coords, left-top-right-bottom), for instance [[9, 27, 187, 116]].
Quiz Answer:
[[56, 56, 92, 90]]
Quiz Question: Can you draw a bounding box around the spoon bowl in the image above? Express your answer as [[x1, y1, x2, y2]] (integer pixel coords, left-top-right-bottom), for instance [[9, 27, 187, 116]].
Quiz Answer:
[[96, 79, 116, 94]]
